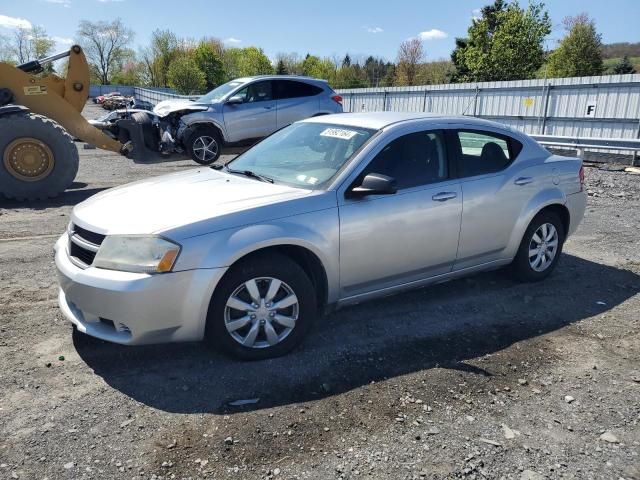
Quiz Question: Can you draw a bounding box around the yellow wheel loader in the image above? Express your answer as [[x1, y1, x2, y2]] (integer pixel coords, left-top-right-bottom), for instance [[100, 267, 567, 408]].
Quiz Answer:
[[0, 45, 138, 201]]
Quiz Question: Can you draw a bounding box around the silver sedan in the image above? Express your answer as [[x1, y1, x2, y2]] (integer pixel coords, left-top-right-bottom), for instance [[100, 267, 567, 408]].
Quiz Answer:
[[55, 112, 586, 360]]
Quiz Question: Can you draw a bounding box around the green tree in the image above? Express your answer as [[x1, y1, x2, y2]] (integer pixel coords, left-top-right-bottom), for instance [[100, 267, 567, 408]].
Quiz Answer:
[[192, 41, 224, 90], [111, 60, 146, 86], [363, 56, 391, 87], [275, 52, 302, 75], [546, 14, 603, 78], [301, 55, 334, 79], [332, 65, 367, 88], [12, 26, 54, 64], [141, 29, 178, 87], [612, 55, 637, 74], [381, 63, 396, 87], [239, 47, 273, 76], [417, 60, 455, 85], [167, 57, 206, 94], [276, 59, 288, 74], [451, 0, 551, 82], [223, 47, 273, 79]]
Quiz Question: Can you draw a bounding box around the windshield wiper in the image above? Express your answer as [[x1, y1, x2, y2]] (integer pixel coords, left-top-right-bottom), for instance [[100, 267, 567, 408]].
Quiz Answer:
[[225, 167, 274, 183]]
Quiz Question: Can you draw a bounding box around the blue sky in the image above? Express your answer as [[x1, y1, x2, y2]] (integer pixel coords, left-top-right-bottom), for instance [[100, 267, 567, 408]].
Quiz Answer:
[[1, 0, 639, 62]]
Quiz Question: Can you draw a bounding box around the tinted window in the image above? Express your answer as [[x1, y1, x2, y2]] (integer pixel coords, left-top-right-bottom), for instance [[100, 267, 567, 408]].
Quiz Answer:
[[275, 80, 323, 99], [455, 130, 522, 177], [362, 131, 448, 190], [234, 81, 273, 103]]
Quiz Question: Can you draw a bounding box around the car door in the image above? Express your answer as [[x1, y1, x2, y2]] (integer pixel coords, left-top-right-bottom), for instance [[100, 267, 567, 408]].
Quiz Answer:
[[338, 128, 462, 299], [274, 80, 323, 129], [449, 127, 534, 270], [222, 80, 277, 142]]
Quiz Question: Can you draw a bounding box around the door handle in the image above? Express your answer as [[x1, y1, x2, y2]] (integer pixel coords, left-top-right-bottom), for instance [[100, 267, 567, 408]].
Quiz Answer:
[[263, 106, 274, 110], [432, 192, 457, 202], [514, 177, 533, 186]]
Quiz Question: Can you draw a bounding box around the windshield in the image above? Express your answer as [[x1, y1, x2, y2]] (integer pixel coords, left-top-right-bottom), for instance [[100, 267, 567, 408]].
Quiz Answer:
[[197, 80, 246, 103], [226, 122, 376, 188]]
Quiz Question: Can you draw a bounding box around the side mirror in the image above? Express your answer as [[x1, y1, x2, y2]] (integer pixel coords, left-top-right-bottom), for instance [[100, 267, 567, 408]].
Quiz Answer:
[[226, 95, 244, 105], [349, 173, 397, 196]]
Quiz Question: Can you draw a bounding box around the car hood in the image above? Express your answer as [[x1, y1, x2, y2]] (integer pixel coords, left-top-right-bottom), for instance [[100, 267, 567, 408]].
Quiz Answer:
[[153, 99, 209, 117], [72, 169, 318, 238]]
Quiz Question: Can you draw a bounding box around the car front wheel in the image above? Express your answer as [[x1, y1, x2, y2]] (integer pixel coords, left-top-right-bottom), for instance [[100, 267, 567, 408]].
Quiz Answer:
[[511, 210, 565, 282], [186, 127, 221, 165], [205, 254, 317, 360]]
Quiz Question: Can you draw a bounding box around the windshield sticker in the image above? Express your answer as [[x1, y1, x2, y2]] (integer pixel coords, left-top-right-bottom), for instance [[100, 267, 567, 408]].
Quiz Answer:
[[320, 128, 358, 140], [307, 177, 319, 185]]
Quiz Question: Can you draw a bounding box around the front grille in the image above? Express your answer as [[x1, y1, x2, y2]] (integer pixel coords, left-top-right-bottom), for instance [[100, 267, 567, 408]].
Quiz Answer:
[[68, 224, 105, 268], [73, 224, 106, 245], [69, 241, 97, 266]]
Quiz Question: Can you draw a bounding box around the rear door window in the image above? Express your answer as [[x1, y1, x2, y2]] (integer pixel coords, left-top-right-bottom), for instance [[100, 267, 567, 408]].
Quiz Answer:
[[275, 80, 323, 100], [454, 130, 523, 177]]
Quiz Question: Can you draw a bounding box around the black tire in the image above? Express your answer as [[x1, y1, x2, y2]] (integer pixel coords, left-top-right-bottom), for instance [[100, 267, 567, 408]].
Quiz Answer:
[[510, 210, 565, 282], [205, 253, 317, 361], [0, 113, 79, 201], [130, 111, 159, 151], [186, 126, 221, 165]]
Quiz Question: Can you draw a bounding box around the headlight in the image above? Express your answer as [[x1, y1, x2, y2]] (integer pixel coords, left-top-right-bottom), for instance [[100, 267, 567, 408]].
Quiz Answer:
[[93, 235, 181, 274]]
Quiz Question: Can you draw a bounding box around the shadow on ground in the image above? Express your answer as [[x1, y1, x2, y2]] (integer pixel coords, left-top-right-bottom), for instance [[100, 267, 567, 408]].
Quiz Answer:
[[1, 185, 108, 209], [75, 254, 639, 414]]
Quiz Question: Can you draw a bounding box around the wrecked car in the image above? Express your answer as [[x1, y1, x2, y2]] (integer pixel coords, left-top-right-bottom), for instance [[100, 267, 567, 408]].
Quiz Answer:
[[109, 75, 343, 164]]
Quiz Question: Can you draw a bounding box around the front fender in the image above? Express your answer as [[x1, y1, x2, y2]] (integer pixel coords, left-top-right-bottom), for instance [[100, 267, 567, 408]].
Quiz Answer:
[[178, 114, 227, 143], [175, 209, 341, 303], [504, 187, 567, 258]]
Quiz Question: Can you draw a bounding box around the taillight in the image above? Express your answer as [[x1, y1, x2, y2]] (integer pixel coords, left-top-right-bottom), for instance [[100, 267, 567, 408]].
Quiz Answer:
[[579, 165, 585, 191], [331, 95, 343, 105]]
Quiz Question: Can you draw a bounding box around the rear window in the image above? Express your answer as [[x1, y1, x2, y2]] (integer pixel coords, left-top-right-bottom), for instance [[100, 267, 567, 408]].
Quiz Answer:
[[455, 130, 523, 177], [275, 80, 323, 100]]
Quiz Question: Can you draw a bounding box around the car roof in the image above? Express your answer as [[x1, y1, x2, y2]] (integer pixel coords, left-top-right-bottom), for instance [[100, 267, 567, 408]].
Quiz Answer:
[[301, 112, 516, 131], [235, 75, 329, 84]]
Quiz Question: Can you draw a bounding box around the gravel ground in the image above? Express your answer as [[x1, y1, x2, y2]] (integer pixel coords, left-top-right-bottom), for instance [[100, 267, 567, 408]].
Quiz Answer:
[[0, 104, 639, 480]]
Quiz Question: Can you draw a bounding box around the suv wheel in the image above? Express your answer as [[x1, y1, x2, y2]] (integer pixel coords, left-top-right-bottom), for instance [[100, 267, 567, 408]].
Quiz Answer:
[[186, 127, 221, 165], [511, 210, 565, 282], [205, 254, 317, 360]]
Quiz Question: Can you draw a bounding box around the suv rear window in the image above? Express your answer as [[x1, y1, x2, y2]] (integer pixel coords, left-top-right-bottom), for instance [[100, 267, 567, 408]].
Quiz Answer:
[[275, 80, 323, 100]]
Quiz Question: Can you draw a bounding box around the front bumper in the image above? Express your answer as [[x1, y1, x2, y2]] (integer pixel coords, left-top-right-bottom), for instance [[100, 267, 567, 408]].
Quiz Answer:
[[54, 234, 227, 345]]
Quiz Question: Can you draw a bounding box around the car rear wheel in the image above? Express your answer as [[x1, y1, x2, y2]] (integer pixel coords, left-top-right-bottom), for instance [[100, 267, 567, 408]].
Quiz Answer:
[[205, 254, 317, 360], [186, 126, 221, 165], [511, 210, 565, 282]]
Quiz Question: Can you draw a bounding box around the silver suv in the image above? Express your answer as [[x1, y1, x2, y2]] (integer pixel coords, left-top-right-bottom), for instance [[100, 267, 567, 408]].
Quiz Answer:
[[152, 76, 343, 164]]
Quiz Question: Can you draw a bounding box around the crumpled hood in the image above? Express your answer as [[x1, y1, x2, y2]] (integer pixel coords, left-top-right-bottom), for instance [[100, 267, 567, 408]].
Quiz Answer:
[[72, 169, 315, 237], [153, 99, 209, 117]]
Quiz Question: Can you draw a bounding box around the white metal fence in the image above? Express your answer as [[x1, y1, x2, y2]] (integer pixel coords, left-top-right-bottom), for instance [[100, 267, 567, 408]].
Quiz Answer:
[[90, 74, 640, 158], [132, 87, 200, 104], [336, 74, 640, 157]]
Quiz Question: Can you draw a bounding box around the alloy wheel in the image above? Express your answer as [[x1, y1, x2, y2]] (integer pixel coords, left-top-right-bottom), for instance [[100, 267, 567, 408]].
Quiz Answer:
[[528, 223, 559, 272], [224, 277, 299, 349], [191, 135, 218, 163]]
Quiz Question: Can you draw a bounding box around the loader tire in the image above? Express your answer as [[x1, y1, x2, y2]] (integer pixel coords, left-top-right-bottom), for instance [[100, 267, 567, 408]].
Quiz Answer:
[[0, 113, 79, 201]]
